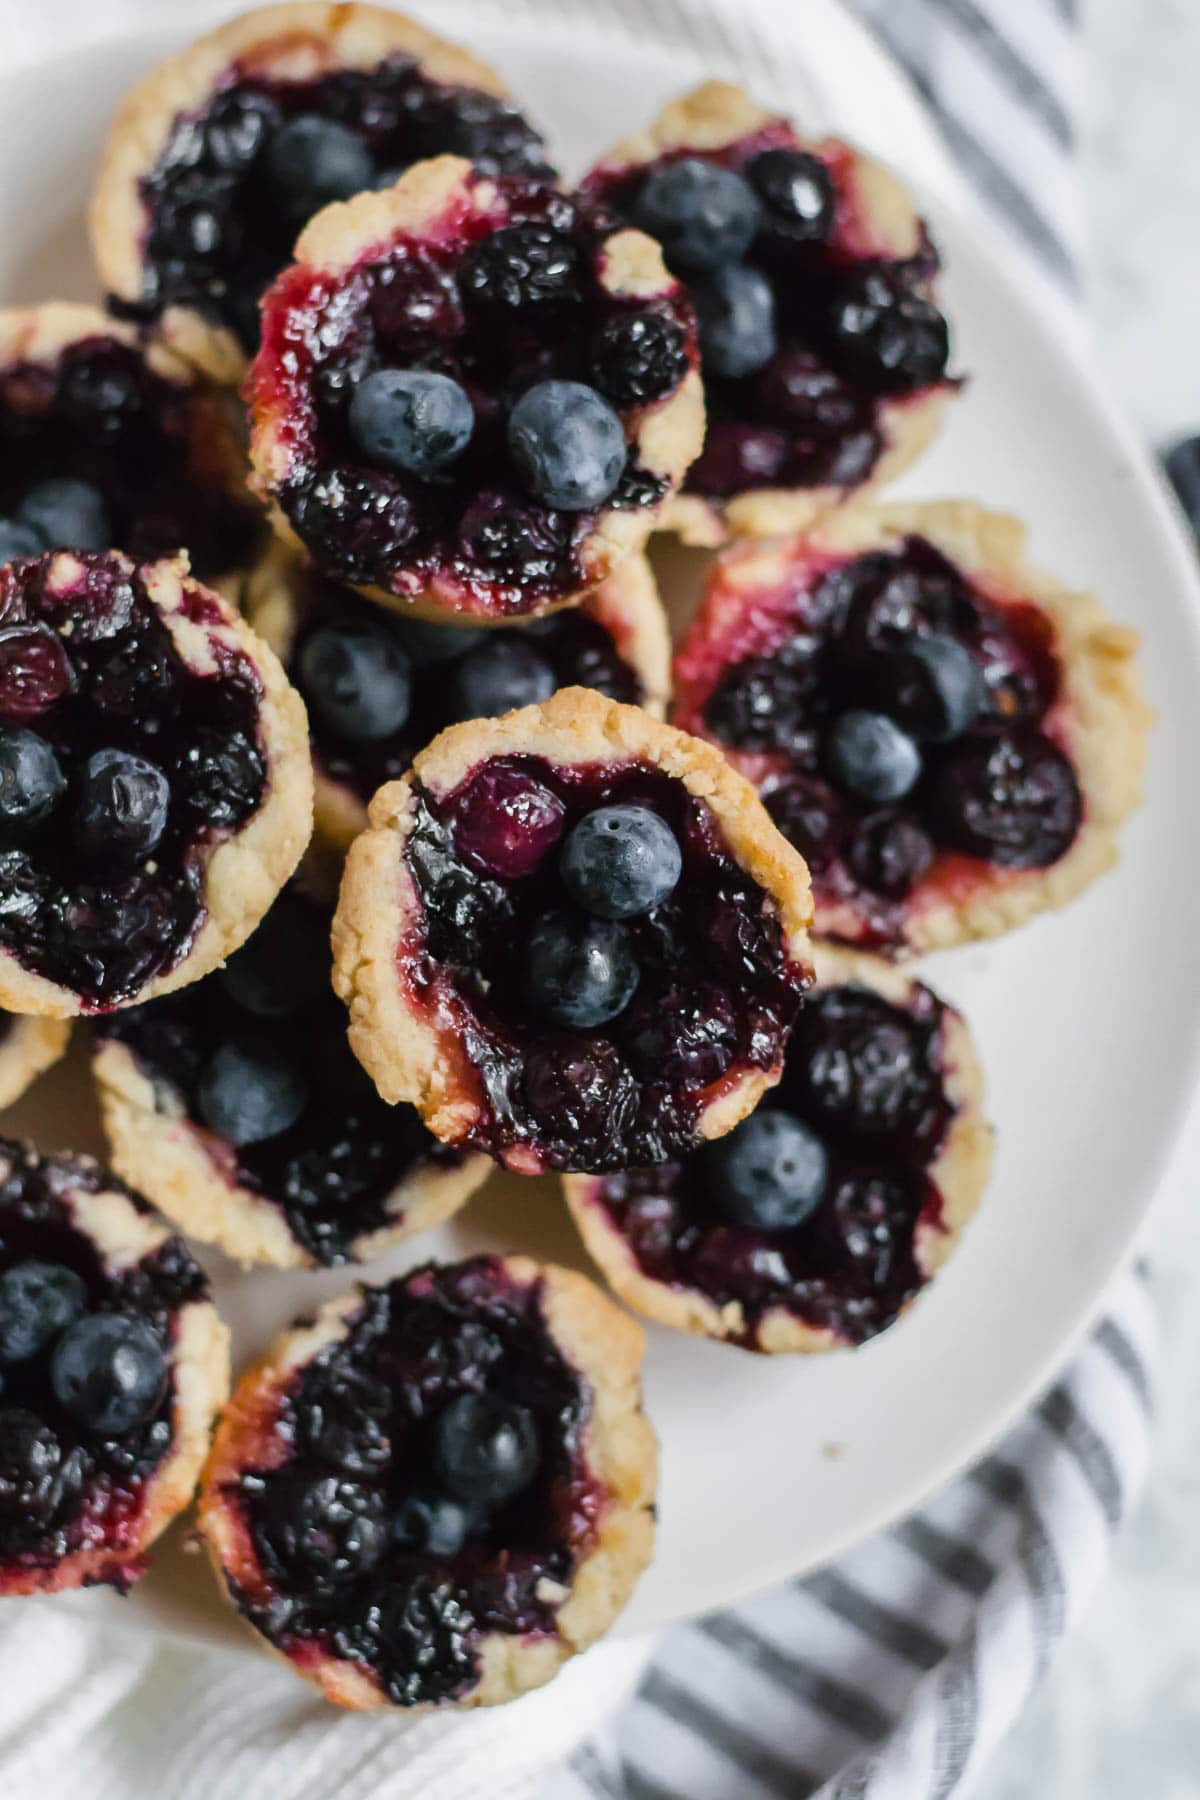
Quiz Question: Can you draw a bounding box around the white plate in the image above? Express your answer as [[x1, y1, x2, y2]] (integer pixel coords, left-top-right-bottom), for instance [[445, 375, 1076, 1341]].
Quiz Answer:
[[2, 0, 1199, 1656]]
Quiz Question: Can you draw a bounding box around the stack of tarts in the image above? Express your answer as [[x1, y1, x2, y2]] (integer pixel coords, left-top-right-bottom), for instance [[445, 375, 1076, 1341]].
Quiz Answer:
[[0, 0, 1150, 1717]]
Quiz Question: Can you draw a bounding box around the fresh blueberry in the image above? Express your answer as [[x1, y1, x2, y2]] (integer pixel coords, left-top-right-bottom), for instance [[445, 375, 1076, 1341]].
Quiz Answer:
[[1164, 435, 1200, 534], [75, 748, 170, 866], [826, 710, 921, 803], [391, 617, 487, 666], [197, 1040, 309, 1145], [261, 115, 375, 216], [0, 519, 46, 564], [393, 1490, 481, 1556], [522, 910, 640, 1028], [298, 619, 412, 742], [0, 1261, 87, 1364], [443, 636, 557, 722], [632, 157, 761, 270], [559, 804, 682, 919], [881, 633, 984, 742], [746, 148, 835, 243], [703, 1109, 828, 1230], [433, 1393, 540, 1505], [692, 264, 777, 379], [50, 1312, 167, 1435], [348, 369, 474, 478], [831, 268, 950, 393], [17, 478, 112, 552], [0, 728, 66, 833], [219, 891, 332, 1020], [507, 380, 626, 511]]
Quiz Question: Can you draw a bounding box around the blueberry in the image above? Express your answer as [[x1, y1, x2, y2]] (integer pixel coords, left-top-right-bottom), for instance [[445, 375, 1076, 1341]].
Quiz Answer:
[[881, 633, 984, 742], [75, 748, 170, 867], [522, 909, 639, 1028], [443, 636, 557, 722], [50, 1312, 167, 1435], [0, 1261, 87, 1364], [746, 148, 835, 243], [926, 730, 1081, 868], [0, 728, 66, 833], [459, 225, 580, 311], [348, 369, 474, 477], [620, 979, 736, 1086], [831, 268, 950, 393], [393, 1491, 481, 1556], [197, 1040, 309, 1145], [176, 728, 265, 829], [219, 891, 332, 1019], [559, 804, 682, 919], [1165, 435, 1200, 533], [796, 990, 930, 1138], [703, 1109, 828, 1230], [433, 1394, 539, 1505], [0, 519, 46, 564], [298, 619, 412, 742], [507, 380, 626, 512], [847, 812, 934, 899], [632, 157, 761, 270], [261, 115, 375, 216], [692, 264, 777, 380], [391, 617, 487, 667], [590, 310, 689, 407], [17, 478, 111, 552], [826, 710, 921, 803]]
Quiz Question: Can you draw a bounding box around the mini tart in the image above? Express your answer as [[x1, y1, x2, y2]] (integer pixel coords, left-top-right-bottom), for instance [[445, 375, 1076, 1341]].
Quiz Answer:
[[0, 1013, 71, 1109], [332, 687, 813, 1174], [0, 303, 261, 592], [198, 1253, 656, 1711], [583, 80, 955, 546], [246, 540, 671, 851], [246, 157, 704, 621], [565, 947, 991, 1353], [90, 2, 551, 384], [0, 1139, 229, 1595], [672, 501, 1150, 955], [0, 550, 312, 1017], [93, 875, 491, 1269]]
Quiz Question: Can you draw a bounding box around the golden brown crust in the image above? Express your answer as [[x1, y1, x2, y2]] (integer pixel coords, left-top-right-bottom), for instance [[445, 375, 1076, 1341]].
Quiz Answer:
[[331, 688, 813, 1165], [197, 1256, 656, 1710], [564, 945, 993, 1353], [0, 1014, 71, 1108]]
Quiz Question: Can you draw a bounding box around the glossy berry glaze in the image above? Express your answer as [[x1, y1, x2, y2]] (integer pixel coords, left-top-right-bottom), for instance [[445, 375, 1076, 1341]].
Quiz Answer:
[[127, 57, 553, 355], [0, 1140, 208, 1585], [249, 175, 695, 616], [97, 883, 465, 1265], [582, 981, 957, 1348], [0, 552, 267, 1009], [215, 1258, 600, 1707], [402, 755, 808, 1171], [673, 535, 1080, 953]]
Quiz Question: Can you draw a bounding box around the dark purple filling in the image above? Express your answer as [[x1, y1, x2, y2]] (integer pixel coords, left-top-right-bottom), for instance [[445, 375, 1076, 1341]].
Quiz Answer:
[[404, 757, 806, 1170], [229, 1257, 597, 1707], [0, 553, 267, 1008], [129, 57, 555, 353], [0, 1140, 208, 1569], [592, 983, 953, 1347], [0, 338, 260, 582]]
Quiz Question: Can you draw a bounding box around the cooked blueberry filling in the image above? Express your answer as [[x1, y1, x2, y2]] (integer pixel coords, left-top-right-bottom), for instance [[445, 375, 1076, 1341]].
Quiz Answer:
[[98, 883, 463, 1265], [402, 756, 806, 1170], [0, 338, 259, 581], [256, 179, 689, 613], [0, 553, 267, 1007], [590, 982, 954, 1346], [227, 1258, 598, 1707], [588, 130, 951, 498], [681, 537, 1080, 949], [130, 59, 554, 353], [0, 1140, 206, 1570]]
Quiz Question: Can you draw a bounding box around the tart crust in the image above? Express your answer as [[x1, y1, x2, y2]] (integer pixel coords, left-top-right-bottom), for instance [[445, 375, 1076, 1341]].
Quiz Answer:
[[0, 551, 314, 1018], [0, 1144, 231, 1596], [197, 1255, 657, 1710], [89, 2, 510, 385], [331, 686, 814, 1164], [0, 1014, 71, 1109], [564, 945, 993, 1353], [246, 156, 705, 621], [588, 80, 951, 548]]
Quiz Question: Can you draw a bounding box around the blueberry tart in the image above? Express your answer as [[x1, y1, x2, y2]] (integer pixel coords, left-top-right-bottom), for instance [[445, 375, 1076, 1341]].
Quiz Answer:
[[0, 549, 312, 1016], [93, 874, 491, 1268], [90, 2, 551, 383], [583, 80, 956, 546], [673, 501, 1150, 954], [247, 541, 671, 850], [565, 948, 990, 1352], [198, 1254, 655, 1710], [332, 687, 813, 1174], [245, 156, 703, 621], [0, 1139, 229, 1594]]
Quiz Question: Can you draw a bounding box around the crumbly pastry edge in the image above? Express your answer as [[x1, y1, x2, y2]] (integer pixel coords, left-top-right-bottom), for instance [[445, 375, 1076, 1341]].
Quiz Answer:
[[564, 943, 993, 1354], [0, 1014, 71, 1109], [196, 1255, 657, 1710], [330, 687, 814, 1160]]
